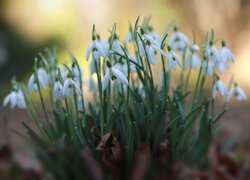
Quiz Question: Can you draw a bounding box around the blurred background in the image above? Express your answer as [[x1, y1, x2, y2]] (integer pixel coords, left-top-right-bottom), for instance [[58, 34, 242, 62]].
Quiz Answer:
[[0, 0, 249, 176]]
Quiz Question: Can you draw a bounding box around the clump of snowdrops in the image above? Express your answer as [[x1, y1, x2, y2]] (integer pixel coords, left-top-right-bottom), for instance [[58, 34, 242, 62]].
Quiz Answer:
[[3, 17, 247, 179]]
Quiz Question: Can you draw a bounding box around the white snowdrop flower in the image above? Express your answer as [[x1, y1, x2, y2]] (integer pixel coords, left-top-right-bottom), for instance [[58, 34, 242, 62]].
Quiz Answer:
[[138, 37, 145, 57], [216, 60, 228, 73], [115, 60, 136, 75], [202, 59, 215, 77], [226, 84, 247, 102], [167, 46, 182, 70], [184, 53, 201, 71], [54, 78, 64, 100], [112, 37, 124, 55], [97, 35, 109, 57], [220, 40, 235, 64], [148, 30, 162, 46], [169, 27, 189, 52], [191, 44, 200, 51], [86, 37, 105, 61], [144, 34, 161, 47], [62, 77, 82, 98], [28, 68, 48, 93], [3, 89, 26, 109], [207, 43, 221, 63], [146, 41, 167, 65], [61, 69, 69, 81], [102, 62, 129, 91], [212, 78, 228, 98]]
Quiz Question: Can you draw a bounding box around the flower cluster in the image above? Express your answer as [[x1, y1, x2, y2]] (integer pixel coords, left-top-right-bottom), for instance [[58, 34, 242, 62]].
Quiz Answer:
[[1, 18, 248, 176]]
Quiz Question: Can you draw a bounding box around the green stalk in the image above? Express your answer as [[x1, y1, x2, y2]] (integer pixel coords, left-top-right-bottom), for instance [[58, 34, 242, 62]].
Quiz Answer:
[[95, 60, 104, 135]]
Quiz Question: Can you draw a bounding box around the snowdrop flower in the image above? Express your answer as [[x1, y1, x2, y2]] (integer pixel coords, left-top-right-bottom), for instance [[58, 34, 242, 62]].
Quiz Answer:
[[102, 62, 128, 91], [226, 84, 247, 102], [216, 60, 228, 73], [191, 44, 200, 51], [184, 53, 201, 71], [86, 36, 105, 61], [169, 27, 189, 52], [111, 35, 124, 55], [116, 58, 136, 75], [97, 34, 109, 57], [220, 40, 235, 64], [3, 89, 26, 109], [202, 58, 215, 77], [54, 78, 64, 100], [28, 68, 48, 93], [145, 40, 167, 65], [212, 77, 228, 98], [167, 46, 182, 70], [62, 76, 82, 98], [207, 42, 221, 63], [148, 26, 162, 46]]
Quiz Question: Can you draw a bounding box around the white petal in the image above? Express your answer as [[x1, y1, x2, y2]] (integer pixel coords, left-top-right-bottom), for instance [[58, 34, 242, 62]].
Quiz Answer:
[[191, 44, 200, 51], [17, 90, 26, 109], [125, 32, 132, 44], [38, 68, 48, 85], [28, 74, 35, 93], [94, 41, 105, 57], [151, 44, 166, 57], [102, 71, 111, 91], [225, 47, 235, 63], [236, 87, 247, 100], [217, 80, 227, 96], [3, 93, 12, 107], [192, 55, 201, 69], [90, 59, 97, 75], [10, 92, 17, 109], [147, 46, 156, 65], [111, 67, 128, 85], [71, 79, 82, 94], [212, 84, 217, 98], [86, 43, 93, 60], [144, 34, 160, 47], [38, 76, 47, 90]]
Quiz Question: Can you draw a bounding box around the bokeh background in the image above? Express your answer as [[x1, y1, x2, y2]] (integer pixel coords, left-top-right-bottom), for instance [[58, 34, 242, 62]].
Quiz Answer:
[[0, 0, 249, 174]]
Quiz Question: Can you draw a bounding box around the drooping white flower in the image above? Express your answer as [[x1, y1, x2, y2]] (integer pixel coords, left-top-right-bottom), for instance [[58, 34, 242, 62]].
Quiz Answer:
[[112, 38, 124, 55], [97, 35, 109, 57], [146, 41, 167, 65], [3, 89, 26, 109], [86, 38, 105, 61], [216, 60, 228, 73], [102, 63, 129, 91], [54, 79, 64, 100], [115, 59, 136, 75], [202, 59, 215, 77], [191, 44, 200, 51], [28, 68, 48, 93], [212, 78, 228, 98], [220, 41, 235, 64], [62, 77, 82, 98], [167, 46, 182, 70], [169, 27, 189, 52], [148, 31, 162, 46], [226, 84, 247, 102], [207, 44, 221, 63], [184, 53, 201, 71]]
